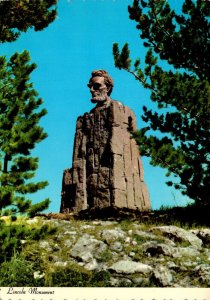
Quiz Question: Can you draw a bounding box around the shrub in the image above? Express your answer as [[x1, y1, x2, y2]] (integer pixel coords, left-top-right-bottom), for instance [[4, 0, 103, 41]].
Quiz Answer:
[[0, 255, 44, 286]]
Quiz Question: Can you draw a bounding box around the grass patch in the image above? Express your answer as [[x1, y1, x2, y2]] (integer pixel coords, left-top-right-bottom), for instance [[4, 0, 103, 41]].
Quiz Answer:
[[41, 264, 111, 287], [0, 254, 44, 287]]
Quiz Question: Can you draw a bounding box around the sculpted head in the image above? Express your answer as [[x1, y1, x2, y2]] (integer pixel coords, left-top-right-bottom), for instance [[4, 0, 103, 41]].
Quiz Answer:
[[87, 70, 114, 104]]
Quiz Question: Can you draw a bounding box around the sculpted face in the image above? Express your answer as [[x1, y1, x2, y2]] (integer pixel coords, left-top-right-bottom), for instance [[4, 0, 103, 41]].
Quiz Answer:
[[88, 76, 109, 104]]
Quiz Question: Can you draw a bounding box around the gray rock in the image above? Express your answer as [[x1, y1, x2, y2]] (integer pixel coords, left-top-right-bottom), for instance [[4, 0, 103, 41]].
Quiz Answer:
[[150, 226, 202, 249], [204, 250, 210, 261], [178, 275, 195, 287], [54, 261, 68, 267], [125, 237, 131, 244], [71, 234, 107, 261], [174, 246, 200, 258], [46, 220, 60, 227], [49, 255, 61, 262], [183, 261, 198, 268], [110, 277, 120, 287], [120, 278, 133, 286], [84, 258, 98, 271], [81, 225, 95, 230], [129, 252, 135, 257], [79, 251, 94, 263], [101, 229, 126, 243], [53, 243, 60, 251], [33, 271, 45, 279], [135, 230, 175, 246], [132, 240, 138, 246], [132, 277, 150, 286], [109, 260, 152, 274], [123, 254, 131, 260], [132, 277, 144, 285], [39, 241, 52, 252], [194, 264, 210, 273], [94, 221, 118, 226], [198, 275, 210, 286], [152, 265, 173, 287], [164, 238, 176, 247], [143, 241, 173, 257], [110, 241, 123, 252], [64, 231, 77, 236], [135, 230, 157, 240], [191, 228, 210, 245], [64, 239, 73, 248], [166, 261, 178, 270], [128, 230, 133, 236]]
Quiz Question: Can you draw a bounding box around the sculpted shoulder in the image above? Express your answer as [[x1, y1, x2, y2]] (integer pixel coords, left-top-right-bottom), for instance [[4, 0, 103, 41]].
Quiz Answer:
[[110, 99, 138, 131]]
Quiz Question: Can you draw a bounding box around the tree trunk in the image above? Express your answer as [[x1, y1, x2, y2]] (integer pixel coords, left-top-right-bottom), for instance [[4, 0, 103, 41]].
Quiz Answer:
[[3, 153, 10, 173]]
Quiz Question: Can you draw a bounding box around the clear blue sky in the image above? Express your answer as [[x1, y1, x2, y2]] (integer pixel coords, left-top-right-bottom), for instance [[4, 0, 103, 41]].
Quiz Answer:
[[1, 0, 191, 212]]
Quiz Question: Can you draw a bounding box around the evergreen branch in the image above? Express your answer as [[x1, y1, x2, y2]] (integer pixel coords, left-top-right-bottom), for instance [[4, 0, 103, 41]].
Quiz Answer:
[[125, 68, 157, 92]]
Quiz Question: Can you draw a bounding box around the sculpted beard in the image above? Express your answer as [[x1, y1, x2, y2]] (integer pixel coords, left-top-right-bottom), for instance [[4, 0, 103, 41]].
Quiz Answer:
[[91, 88, 108, 103]]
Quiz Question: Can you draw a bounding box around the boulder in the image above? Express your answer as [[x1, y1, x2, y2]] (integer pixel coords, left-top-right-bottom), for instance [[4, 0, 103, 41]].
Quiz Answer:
[[150, 226, 202, 249], [109, 260, 152, 274], [71, 234, 107, 261], [152, 265, 173, 287]]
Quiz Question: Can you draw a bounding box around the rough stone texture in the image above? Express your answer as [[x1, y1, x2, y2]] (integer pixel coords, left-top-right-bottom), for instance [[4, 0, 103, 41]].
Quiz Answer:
[[101, 228, 126, 243], [191, 228, 210, 246], [39, 241, 52, 252], [110, 241, 123, 252], [27, 217, 210, 287], [60, 100, 150, 213], [143, 242, 174, 257], [109, 260, 152, 274], [152, 265, 173, 287], [70, 233, 107, 261], [174, 247, 200, 258], [150, 225, 203, 250]]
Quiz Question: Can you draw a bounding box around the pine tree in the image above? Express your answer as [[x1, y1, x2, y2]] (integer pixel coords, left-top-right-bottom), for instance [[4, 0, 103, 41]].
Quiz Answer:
[[0, 1, 58, 266], [0, 51, 50, 217], [0, 0, 57, 43], [113, 0, 210, 205]]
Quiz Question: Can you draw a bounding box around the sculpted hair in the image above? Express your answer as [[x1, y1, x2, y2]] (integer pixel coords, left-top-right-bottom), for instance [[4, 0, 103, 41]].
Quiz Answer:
[[91, 70, 114, 96]]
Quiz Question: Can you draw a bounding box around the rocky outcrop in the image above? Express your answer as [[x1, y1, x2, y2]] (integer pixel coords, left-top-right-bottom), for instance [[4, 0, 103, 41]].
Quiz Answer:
[[61, 100, 150, 213], [27, 217, 210, 287], [109, 260, 152, 274], [150, 225, 203, 249]]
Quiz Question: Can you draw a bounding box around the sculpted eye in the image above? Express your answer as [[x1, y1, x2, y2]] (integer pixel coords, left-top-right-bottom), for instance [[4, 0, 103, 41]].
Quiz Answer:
[[93, 83, 101, 90], [87, 83, 102, 90], [87, 83, 101, 90]]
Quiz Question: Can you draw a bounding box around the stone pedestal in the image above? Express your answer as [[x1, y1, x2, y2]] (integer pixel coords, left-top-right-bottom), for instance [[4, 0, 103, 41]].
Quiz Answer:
[[60, 100, 151, 213]]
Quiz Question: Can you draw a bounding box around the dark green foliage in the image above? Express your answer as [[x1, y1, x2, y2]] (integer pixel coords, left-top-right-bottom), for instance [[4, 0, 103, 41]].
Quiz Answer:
[[51, 266, 90, 287], [0, 51, 50, 217], [90, 270, 111, 287], [50, 268, 111, 287], [0, 219, 56, 264], [0, 0, 58, 43], [113, 0, 210, 204], [0, 0, 57, 279], [0, 221, 23, 263], [0, 255, 44, 287], [0, 256, 111, 287]]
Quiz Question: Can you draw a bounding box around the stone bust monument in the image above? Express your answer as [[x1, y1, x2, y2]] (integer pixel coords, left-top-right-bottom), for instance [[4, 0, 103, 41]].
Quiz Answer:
[[88, 69, 113, 106], [60, 70, 151, 213]]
